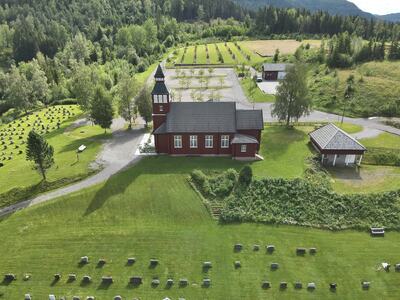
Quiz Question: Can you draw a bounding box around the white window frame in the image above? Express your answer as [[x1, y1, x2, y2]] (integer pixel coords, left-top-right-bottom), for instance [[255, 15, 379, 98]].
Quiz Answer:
[[153, 95, 158, 103], [205, 135, 214, 148], [159, 105, 164, 112], [163, 94, 168, 103], [174, 135, 182, 149], [190, 135, 198, 148], [241, 145, 247, 153], [221, 135, 230, 148]]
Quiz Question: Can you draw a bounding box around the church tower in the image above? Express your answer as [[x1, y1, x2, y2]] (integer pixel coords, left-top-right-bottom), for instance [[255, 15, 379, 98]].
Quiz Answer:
[[151, 65, 170, 131]]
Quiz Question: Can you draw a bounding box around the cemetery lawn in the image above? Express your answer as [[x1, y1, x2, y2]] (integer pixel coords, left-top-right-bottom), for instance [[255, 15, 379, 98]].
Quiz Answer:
[[0, 157, 400, 299], [0, 105, 109, 207]]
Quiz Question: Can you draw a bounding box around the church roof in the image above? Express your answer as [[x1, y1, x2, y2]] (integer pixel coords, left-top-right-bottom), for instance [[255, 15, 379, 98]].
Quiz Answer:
[[236, 110, 264, 130], [309, 123, 366, 151], [154, 102, 263, 134], [231, 134, 259, 144], [154, 64, 165, 78]]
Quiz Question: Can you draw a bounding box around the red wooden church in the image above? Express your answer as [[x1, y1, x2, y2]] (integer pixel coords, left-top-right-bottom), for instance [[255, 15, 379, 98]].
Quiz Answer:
[[151, 65, 264, 159]]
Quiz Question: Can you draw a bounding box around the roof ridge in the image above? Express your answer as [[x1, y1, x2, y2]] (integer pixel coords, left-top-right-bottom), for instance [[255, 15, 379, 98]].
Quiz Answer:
[[315, 123, 338, 149]]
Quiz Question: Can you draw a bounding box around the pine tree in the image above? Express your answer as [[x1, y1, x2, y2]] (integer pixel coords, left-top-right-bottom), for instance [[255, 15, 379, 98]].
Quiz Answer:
[[26, 131, 54, 181]]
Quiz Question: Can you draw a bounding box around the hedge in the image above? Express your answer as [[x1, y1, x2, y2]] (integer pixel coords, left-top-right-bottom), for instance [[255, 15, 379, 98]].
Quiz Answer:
[[219, 178, 400, 230]]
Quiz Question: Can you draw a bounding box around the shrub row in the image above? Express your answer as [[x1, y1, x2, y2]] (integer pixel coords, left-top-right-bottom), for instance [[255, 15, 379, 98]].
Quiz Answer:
[[219, 178, 400, 230]]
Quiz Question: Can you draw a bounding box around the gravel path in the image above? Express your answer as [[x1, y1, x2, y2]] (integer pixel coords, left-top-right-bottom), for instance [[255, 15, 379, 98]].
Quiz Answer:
[[0, 118, 145, 217]]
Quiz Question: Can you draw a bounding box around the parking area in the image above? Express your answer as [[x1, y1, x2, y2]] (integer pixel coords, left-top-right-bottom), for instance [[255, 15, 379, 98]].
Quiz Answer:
[[257, 81, 280, 95], [164, 68, 248, 104]]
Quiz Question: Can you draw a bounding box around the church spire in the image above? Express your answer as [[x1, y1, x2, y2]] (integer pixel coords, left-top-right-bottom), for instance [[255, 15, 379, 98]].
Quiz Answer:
[[154, 64, 165, 81]]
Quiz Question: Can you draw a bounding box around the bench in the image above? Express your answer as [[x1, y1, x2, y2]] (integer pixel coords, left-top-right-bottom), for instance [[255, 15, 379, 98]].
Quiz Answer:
[[370, 227, 385, 237]]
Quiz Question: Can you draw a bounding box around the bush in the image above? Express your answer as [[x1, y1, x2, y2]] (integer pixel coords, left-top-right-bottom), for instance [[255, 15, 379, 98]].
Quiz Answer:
[[137, 59, 149, 73], [191, 170, 211, 196], [219, 178, 400, 230], [238, 166, 252, 186], [191, 169, 238, 199]]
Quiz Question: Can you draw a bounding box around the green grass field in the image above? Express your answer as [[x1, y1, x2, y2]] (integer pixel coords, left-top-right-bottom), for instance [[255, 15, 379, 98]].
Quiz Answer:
[[360, 132, 400, 149], [309, 61, 400, 118], [1, 155, 400, 299], [240, 78, 275, 103], [334, 122, 363, 134], [0, 105, 109, 205]]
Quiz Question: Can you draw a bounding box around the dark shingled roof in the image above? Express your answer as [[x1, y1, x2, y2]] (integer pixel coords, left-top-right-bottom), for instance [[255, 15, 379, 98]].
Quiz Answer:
[[232, 134, 259, 144], [309, 123, 366, 151], [164, 102, 237, 133], [236, 110, 264, 130], [262, 63, 292, 72], [154, 64, 165, 78], [153, 102, 264, 134], [151, 81, 169, 95]]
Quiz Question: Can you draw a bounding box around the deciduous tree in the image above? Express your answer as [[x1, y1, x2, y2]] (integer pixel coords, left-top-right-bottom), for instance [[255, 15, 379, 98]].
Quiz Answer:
[[272, 64, 311, 126], [117, 74, 138, 129], [90, 86, 114, 133], [136, 86, 153, 127]]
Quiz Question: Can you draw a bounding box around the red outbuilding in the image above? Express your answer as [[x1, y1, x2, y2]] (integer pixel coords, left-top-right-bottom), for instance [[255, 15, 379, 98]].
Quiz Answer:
[[151, 65, 264, 160]]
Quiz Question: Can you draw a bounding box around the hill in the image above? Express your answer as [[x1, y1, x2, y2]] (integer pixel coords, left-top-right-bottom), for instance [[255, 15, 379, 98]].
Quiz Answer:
[[377, 13, 400, 23], [235, 0, 400, 22], [235, 0, 373, 18]]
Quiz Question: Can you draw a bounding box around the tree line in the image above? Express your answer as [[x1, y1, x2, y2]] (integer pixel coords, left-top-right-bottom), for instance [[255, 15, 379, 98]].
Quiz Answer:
[[0, 0, 400, 118]]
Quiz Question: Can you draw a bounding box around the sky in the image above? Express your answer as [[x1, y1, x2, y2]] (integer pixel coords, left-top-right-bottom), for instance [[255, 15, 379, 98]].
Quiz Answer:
[[348, 0, 400, 15]]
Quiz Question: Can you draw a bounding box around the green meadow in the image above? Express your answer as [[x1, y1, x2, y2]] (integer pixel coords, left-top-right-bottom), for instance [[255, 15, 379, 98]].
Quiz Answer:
[[1, 154, 399, 299]]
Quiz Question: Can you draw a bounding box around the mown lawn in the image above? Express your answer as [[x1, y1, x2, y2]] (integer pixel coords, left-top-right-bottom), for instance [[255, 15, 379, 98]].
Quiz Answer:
[[333, 122, 363, 134], [0, 106, 108, 198], [240, 78, 275, 103], [0, 156, 399, 299], [360, 132, 400, 149]]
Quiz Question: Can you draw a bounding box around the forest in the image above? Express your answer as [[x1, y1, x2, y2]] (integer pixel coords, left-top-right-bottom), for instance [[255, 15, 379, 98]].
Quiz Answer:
[[0, 0, 400, 118]]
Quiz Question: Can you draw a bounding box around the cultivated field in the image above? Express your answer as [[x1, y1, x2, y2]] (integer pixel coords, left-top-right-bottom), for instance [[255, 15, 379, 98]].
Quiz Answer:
[[240, 40, 321, 57], [169, 42, 265, 67], [0, 105, 109, 206], [1, 151, 400, 299]]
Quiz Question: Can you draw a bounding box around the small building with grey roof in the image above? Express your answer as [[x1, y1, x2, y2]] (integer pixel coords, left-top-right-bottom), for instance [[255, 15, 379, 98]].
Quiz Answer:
[[151, 65, 264, 159], [309, 123, 367, 166], [262, 63, 293, 81]]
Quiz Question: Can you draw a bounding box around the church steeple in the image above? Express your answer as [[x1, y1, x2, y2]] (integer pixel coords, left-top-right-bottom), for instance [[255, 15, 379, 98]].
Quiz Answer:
[[154, 64, 165, 82], [151, 64, 170, 131]]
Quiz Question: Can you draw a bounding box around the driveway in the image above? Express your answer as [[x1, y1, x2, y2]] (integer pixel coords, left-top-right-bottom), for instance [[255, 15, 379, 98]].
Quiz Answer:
[[0, 118, 145, 217], [257, 81, 280, 95]]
